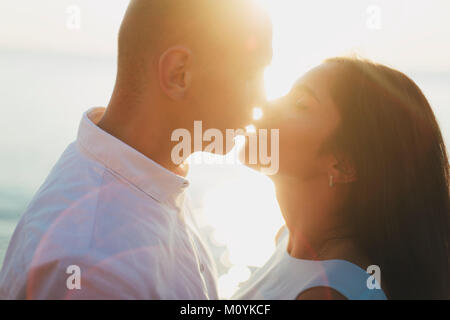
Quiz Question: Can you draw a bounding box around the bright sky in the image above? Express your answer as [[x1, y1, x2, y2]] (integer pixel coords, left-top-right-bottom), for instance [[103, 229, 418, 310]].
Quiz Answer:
[[1, 0, 450, 97]]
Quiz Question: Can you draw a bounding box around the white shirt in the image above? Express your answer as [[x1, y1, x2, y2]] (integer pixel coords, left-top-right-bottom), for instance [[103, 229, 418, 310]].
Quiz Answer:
[[232, 226, 387, 300], [0, 107, 218, 300]]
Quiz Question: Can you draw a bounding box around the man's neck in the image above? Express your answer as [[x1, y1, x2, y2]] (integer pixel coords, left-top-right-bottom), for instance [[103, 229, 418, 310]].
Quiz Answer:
[[97, 102, 188, 176]]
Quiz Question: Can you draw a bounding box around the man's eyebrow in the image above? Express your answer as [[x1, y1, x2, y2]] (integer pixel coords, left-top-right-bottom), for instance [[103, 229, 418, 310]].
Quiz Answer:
[[294, 84, 321, 103]]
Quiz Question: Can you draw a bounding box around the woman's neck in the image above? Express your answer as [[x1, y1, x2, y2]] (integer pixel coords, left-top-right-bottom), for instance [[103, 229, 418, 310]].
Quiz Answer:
[[286, 225, 371, 271], [274, 175, 369, 267]]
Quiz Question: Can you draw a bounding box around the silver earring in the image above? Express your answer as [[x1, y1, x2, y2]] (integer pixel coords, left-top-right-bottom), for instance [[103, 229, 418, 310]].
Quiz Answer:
[[329, 175, 334, 188]]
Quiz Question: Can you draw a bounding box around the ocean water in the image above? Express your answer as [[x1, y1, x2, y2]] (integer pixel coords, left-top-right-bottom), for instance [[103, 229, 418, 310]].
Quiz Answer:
[[0, 50, 449, 275], [0, 50, 117, 266]]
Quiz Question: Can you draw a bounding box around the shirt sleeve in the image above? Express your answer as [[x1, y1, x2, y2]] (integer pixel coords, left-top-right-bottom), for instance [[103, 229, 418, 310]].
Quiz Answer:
[[26, 253, 160, 300]]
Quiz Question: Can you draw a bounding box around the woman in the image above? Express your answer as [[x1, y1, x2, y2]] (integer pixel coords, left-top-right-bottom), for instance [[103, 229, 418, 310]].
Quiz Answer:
[[233, 57, 449, 300]]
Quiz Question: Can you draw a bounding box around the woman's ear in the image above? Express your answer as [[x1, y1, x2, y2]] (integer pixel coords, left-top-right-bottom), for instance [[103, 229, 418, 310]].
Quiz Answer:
[[159, 46, 193, 100], [329, 153, 357, 185]]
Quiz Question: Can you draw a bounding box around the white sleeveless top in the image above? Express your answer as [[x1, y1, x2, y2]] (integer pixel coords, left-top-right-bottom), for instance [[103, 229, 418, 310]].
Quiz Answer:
[[232, 227, 387, 300]]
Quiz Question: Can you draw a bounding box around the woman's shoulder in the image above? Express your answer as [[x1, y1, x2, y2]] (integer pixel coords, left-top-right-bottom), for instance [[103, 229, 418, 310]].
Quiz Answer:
[[298, 258, 387, 300], [292, 237, 387, 300], [296, 286, 348, 300]]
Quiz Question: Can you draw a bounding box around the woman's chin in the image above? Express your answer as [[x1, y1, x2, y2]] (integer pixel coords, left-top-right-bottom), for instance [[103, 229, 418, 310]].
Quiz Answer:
[[237, 133, 281, 176]]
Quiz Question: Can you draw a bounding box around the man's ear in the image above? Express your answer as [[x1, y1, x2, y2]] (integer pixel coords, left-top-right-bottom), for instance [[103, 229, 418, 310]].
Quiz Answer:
[[159, 46, 192, 100], [329, 153, 357, 185]]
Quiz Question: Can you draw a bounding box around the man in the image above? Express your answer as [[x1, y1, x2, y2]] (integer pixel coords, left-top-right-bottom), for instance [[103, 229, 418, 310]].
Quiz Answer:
[[0, 0, 272, 299]]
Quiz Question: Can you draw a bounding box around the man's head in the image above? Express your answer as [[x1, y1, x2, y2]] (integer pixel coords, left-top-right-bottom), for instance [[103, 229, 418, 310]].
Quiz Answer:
[[113, 0, 272, 136]]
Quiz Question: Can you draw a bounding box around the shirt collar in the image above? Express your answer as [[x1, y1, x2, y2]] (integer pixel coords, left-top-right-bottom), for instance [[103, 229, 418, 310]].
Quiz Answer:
[[76, 107, 190, 208]]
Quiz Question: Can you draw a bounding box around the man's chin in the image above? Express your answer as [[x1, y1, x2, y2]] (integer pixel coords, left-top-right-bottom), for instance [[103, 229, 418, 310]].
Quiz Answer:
[[238, 143, 261, 171]]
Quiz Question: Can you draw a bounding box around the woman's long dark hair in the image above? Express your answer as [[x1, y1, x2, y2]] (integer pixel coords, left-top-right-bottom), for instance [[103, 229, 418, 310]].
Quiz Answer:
[[325, 57, 449, 299]]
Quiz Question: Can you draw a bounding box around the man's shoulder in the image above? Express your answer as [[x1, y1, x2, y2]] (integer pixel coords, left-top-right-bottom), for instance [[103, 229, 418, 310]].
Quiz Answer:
[[22, 181, 173, 265], [16, 141, 165, 262], [20, 249, 161, 299]]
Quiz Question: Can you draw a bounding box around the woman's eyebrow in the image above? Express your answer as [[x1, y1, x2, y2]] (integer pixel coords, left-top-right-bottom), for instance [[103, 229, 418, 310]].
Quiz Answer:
[[295, 84, 321, 103]]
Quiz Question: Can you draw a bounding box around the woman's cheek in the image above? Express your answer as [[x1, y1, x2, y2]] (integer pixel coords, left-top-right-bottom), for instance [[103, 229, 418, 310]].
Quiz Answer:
[[279, 136, 303, 176], [282, 125, 318, 176]]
